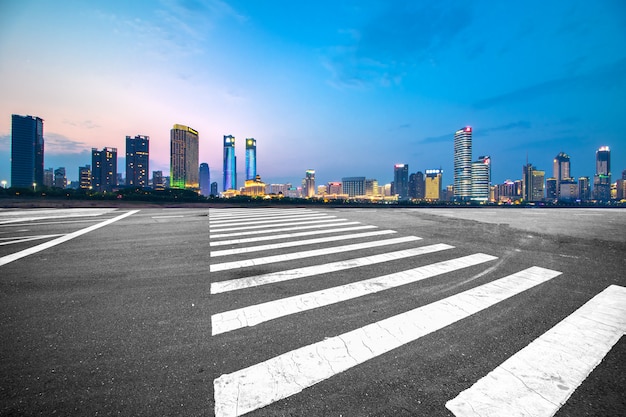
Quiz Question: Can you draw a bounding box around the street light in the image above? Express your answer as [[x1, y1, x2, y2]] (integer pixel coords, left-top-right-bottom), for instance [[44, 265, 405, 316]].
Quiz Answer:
[[33, 182, 37, 192], [1, 180, 6, 189]]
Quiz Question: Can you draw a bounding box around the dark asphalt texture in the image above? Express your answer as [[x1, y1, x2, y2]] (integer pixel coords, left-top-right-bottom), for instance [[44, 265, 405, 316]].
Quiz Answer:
[[1, 207, 624, 416]]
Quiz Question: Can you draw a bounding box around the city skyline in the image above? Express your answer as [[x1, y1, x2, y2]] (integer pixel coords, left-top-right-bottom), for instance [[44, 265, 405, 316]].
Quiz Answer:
[[1, 1, 625, 187]]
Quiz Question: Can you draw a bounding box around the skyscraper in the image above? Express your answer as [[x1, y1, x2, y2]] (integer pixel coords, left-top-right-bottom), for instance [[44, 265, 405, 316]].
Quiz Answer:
[[471, 156, 491, 202], [199, 163, 210, 196], [152, 171, 165, 191], [53, 167, 67, 189], [304, 169, 315, 198], [126, 135, 149, 188], [522, 163, 545, 202], [454, 126, 472, 201], [409, 172, 425, 200], [553, 152, 571, 199], [91, 147, 117, 192], [223, 135, 236, 191], [245, 138, 257, 181], [11, 114, 44, 188], [393, 164, 409, 200], [342, 177, 366, 197], [79, 165, 91, 190], [425, 169, 443, 201], [593, 146, 611, 201], [578, 176, 590, 201], [170, 125, 199, 189]]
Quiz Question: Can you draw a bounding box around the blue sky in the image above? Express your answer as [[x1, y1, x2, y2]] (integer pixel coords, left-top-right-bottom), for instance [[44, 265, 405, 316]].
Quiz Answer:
[[1, 0, 625, 189]]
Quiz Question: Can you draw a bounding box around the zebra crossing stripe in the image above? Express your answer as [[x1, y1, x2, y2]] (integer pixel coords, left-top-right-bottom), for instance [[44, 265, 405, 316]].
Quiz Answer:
[[210, 218, 347, 233], [211, 252, 495, 335], [210, 225, 376, 247], [210, 220, 359, 239], [209, 236, 421, 272], [213, 266, 562, 417], [211, 243, 454, 294], [446, 284, 626, 417], [208, 209, 313, 220], [210, 213, 332, 228], [210, 230, 396, 257]]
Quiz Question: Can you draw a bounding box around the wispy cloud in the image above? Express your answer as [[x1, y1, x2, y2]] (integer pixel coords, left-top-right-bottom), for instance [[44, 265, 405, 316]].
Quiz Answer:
[[62, 119, 101, 129], [0, 134, 9, 151], [323, 0, 472, 89], [474, 57, 626, 109], [45, 133, 90, 154]]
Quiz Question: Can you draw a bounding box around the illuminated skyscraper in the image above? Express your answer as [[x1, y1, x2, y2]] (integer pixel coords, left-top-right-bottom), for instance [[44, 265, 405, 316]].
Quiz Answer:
[[304, 170, 315, 197], [393, 164, 409, 200], [471, 156, 491, 202], [11, 114, 44, 188], [522, 163, 544, 202], [342, 177, 366, 197], [152, 171, 165, 191], [454, 126, 472, 201], [170, 124, 199, 189], [425, 169, 443, 201], [593, 146, 611, 201], [199, 163, 210, 196], [92, 147, 117, 192], [553, 152, 571, 199], [245, 138, 257, 181], [365, 179, 379, 196], [126, 135, 149, 188], [223, 135, 236, 191], [79, 165, 91, 190]]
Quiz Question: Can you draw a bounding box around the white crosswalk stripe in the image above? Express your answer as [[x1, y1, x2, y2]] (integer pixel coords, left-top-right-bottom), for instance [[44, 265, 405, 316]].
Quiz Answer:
[[208, 208, 619, 417]]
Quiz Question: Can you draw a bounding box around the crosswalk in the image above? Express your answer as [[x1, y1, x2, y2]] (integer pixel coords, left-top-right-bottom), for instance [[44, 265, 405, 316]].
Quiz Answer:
[[209, 208, 625, 417]]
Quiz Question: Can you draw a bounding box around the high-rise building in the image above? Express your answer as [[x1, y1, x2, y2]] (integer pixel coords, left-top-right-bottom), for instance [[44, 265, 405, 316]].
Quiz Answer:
[[304, 170, 315, 198], [522, 163, 544, 202], [79, 165, 91, 190], [53, 167, 67, 189], [424, 169, 443, 201], [43, 168, 54, 187], [453, 126, 472, 201], [553, 152, 571, 199], [152, 171, 165, 191], [11, 114, 44, 188], [409, 172, 425, 200], [393, 164, 409, 200], [593, 146, 611, 201], [210, 182, 218, 196], [245, 138, 257, 181], [170, 125, 199, 189], [471, 156, 491, 202], [578, 176, 590, 201], [546, 178, 557, 200], [126, 135, 149, 188], [199, 163, 210, 196], [91, 147, 117, 192], [223, 135, 236, 191], [365, 179, 379, 196], [327, 182, 342, 195], [342, 177, 366, 197]]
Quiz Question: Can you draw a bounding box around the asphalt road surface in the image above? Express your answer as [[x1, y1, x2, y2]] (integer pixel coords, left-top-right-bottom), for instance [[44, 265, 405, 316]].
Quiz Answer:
[[1, 206, 625, 416]]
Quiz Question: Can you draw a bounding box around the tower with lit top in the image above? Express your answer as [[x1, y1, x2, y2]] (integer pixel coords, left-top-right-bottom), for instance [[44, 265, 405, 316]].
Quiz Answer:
[[454, 126, 472, 201]]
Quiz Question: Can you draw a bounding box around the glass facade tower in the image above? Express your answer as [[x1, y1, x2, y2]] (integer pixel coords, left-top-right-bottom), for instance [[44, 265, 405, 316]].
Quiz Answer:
[[126, 135, 149, 188], [170, 124, 199, 189], [393, 164, 409, 200], [11, 114, 44, 188], [245, 138, 257, 181], [223, 135, 236, 191], [454, 126, 472, 201], [471, 156, 491, 202], [593, 146, 611, 201], [199, 163, 210, 196], [91, 147, 117, 192]]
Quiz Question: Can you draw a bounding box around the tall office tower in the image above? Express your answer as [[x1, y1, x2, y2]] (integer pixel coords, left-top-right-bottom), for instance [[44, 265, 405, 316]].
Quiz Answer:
[[553, 152, 571, 199], [304, 169, 316, 197], [223, 135, 236, 191], [409, 172, 425, 200], [393, 164, 409, 200], [210, 182, 218, 196], [424, 169, 443, 201], [616, 170, 626, 200], [152, 171, 165, 191], [365, 179, 379, 196], [170, 125, 199, 189], [79, 165, 91, 190], [245, 138, 257, 181], [342, 177, 366, 197], [471, 156, 491, 202], [593, 146, 611, 201], [91, 147, 117, 192], [43, 168, 54, 187], [11, 114, 44, 188], [199, 163, 210, 196], [546, 178, 557, 200], [53, 167, 67, 189], [522, 163, 545, 202], [578, 176, 590, 201], [453, 126, 472, 201], [126, 135, 149, 188]]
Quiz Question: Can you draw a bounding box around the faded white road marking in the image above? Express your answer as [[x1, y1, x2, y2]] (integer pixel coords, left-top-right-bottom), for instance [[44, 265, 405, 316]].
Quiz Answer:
[[0, 210, 139, 267], [211, 243, 454, 294], [152, 215, 184, 219], [213, 266, 562, 417], [210, 230, 396, 257], [211, 252, 495, 335], [209, 236, 420, 272], [210, 218, 351, 233], [0, 234, 64, 246], [210, 225, 375, 246], [210, 220, 358, 239], [0, 208, 117, 225], [446, 284, 626, 417], [210, 213, 333, 228], [208, 208, 314, 220]]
